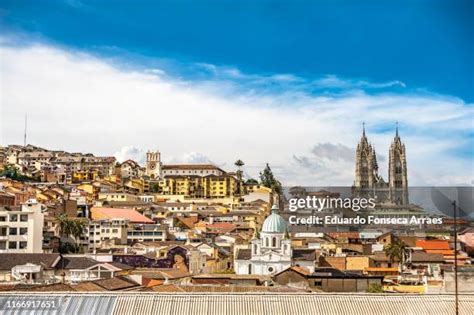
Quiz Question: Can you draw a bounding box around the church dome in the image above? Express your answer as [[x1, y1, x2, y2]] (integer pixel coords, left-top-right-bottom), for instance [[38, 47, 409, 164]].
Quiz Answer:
[[262, 205, 287, 233]]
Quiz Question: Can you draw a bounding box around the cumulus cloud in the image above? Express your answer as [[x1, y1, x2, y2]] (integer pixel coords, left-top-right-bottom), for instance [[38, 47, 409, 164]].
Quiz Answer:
[[1, 39, 473, 186], [165, 152, 214, 164], [114, 146, 146, 165], [311, 143, 354, 162]]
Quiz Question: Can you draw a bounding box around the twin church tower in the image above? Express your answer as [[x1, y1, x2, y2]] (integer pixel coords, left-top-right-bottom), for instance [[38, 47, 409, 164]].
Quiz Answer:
[[353, 123, 409, 205]]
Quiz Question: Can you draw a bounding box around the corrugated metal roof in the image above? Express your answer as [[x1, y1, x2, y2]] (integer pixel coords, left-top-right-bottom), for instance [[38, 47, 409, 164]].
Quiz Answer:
[[0, 293, 472, 315]]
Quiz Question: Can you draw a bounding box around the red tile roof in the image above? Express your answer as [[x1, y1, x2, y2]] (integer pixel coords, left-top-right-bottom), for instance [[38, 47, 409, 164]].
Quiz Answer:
[[91, 207, 153, 224], [416, 240, 450, 250]]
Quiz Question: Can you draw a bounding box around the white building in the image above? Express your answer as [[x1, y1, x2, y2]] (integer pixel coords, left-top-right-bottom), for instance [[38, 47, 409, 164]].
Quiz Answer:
[[161, 164, 225, 177], [0, 199, 45, 253], [83, 219, 129, 249], [235, 205, 316, 275]]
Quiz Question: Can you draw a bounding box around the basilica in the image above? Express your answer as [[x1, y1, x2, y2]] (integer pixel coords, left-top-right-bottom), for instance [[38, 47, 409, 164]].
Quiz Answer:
[[234, 205, 316, 275], [352, 123, 409, 205]]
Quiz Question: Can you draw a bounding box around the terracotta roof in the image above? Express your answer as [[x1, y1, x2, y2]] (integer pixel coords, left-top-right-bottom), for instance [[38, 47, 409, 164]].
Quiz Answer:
[[416, 240, 450, 250], [92, 276, 139, 291], [91, 207, 154, 224], [274, 266, 311, 277], [206, 222, 236, 233], [177, 216, 198, 229], [130, 268, 191, 280], [326, 232, 360, 239]]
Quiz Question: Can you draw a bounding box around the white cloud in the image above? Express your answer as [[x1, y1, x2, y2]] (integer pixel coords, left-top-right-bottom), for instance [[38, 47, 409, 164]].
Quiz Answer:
[[165, 152, 214, 165], [114, 146, 146, 164], [313, 74, 406, 89], [1, 40, 473, 186]]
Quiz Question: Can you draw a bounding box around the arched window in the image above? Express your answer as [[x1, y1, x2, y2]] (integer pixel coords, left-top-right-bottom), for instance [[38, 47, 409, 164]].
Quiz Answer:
[[272, 237, 276, 247], [248, 264, 252, 274], [253, 244, 257, 254], [265, 238, 269, 247]]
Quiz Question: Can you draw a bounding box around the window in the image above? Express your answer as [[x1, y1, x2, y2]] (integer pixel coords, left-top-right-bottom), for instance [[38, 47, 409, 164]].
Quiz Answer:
[[19, 241, 27, 249], [19, 228, 28, 235], [272, 237, 277, 247], [9, 228, 17, 235], [268, 266, 274, 273], [0, 216, 6, 222], [20, 215, 28, 222], [9, 214, 18, 222], [314, 280, 322, 287], [248, 264, 252, 274], [8, 241, 17, 249], [0, 241, 6, 250]]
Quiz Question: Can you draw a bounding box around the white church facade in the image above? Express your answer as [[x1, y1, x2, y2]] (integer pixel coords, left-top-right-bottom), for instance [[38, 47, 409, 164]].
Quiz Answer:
[[235, 205, 316, 275]]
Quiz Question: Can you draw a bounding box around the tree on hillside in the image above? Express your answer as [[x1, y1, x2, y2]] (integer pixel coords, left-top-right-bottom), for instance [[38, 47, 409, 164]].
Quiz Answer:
[[234, 159, 245, 195], [384, 239, 409, 270], [56, 214, 86, 253], [259, 163, 282, 194]]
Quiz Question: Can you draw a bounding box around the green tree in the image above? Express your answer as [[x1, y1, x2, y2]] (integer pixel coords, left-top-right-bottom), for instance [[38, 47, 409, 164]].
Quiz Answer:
[[150, 182, 160, 193], [384, 239, 409, 269], [259, 163, 282, 194], [234, 159, 244, 195], [56, 214, 86, 253], [246, 178, 259, 184]]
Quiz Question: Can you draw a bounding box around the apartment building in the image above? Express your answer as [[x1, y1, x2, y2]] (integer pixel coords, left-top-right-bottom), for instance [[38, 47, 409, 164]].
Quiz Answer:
[[0, 199, 45, 253]]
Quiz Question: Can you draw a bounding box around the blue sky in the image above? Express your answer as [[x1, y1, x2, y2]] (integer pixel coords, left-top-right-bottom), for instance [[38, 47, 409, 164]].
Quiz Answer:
[[1, 0, 473, 101], [0, 1, 473, 185]]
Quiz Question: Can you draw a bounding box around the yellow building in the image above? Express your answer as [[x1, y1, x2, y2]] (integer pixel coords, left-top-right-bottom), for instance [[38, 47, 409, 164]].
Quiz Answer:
[[157, 175, 239, 199], [72, 170, 98, 183], [77, 183, 95, 195], [124, 178, 146, 194]]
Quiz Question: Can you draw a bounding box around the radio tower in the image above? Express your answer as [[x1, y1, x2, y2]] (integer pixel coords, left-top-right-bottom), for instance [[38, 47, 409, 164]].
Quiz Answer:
[[23, 114, 27, 146]]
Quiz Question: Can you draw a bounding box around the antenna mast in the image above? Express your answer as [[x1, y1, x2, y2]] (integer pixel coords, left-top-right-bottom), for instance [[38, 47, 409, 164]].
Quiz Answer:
[[24, 114, 27, 146]]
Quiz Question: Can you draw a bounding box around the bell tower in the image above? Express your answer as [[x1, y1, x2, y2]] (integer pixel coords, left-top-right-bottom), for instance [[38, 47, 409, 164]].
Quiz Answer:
[[354, 123, 379, 189], [146, 150, 162, 179], [388, 123, 408, 204]]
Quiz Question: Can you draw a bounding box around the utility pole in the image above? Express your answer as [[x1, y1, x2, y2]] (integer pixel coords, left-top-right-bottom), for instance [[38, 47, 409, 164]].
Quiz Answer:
[[23, 114, 28, 146], [452, 200, 459, 315]]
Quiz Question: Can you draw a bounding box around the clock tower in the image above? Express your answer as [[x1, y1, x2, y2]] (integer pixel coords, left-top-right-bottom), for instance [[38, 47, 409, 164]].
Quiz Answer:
[[146, 150, 162, 179]]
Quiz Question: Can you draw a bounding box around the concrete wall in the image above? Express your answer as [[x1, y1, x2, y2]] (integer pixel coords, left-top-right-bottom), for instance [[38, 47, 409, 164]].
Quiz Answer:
[[445, 271, 474, 293]]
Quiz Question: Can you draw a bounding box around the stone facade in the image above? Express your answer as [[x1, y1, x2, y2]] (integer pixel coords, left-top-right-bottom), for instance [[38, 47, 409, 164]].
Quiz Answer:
[[353, 124, 409, 205]]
